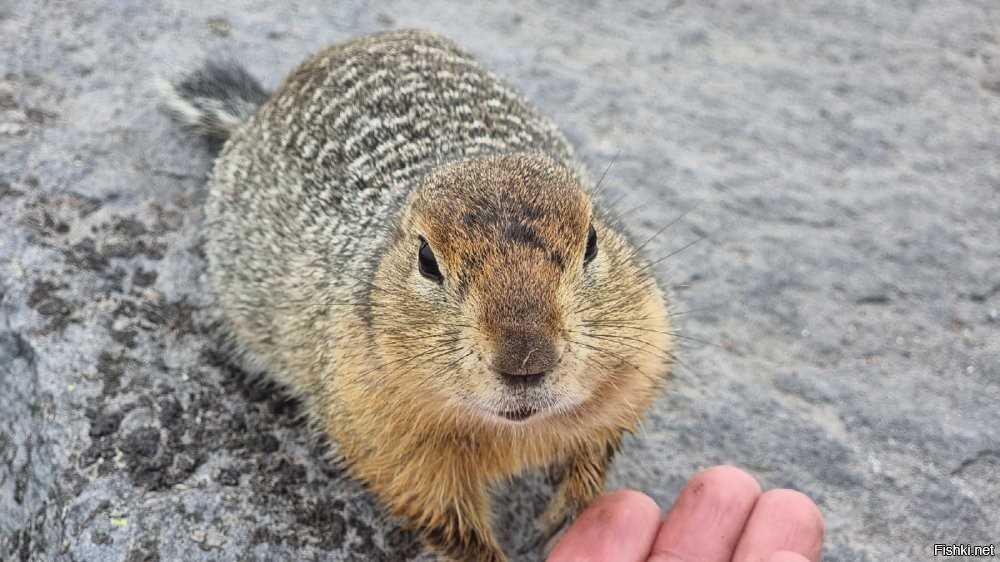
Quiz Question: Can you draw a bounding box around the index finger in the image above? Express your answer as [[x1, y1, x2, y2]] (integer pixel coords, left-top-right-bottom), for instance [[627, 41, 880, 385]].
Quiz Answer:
[[732, 489, 825, 562], [647, 465, 762, 562], [547, 489, 662, 562]]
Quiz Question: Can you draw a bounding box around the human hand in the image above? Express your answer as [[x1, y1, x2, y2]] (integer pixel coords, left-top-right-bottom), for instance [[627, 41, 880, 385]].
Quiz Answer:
[[548, 465, 824, 562]]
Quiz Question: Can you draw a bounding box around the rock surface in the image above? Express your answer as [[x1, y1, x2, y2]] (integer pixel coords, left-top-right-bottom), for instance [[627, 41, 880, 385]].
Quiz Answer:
[[1, 1, 998, 560]]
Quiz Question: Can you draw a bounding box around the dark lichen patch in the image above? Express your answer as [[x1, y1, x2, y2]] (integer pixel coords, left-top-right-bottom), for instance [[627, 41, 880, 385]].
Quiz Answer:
[[212, 358, 305, 430], [351, 517, 380, 558], [88, 412, 123, 438], [150, 203, 185, 233], [139, 298, 199, 337], [98, 215, 164, 261], [133, 267, 157, 287], [981, 74, 1000, 95], [0, 180, 25, 199], [111, 328, 138, 348], [105, 266, 128, 293], [22, 192, 102, 239], [163, 300, 198, 335], [249, 457, 308, 496], [121, 426, 162, 459], [109, 299, 141, 348], [144, 241, 167, 260], [13, 439, 32, 504], [249, 525, 281, 546], [24, 106, 58, 124], [28, 279, 69, 315], [252, 433, 281, 454], [4, 498, 54, 562], [26, 204, 170, 282], [96, 351, 126, 396], [104, 239, 165, 262], [81, 407, 128, 470], [0, 89, 17, 109], [10, 154, 414, 560], [968, 282, 1000, 303], [856, 293, 891, 305], [90, 531, 113, 546], [120, 425, 204, 491], [102, 240, 145, 259], [79, 434, 115, 472], [124, 535, 160, 562], [28, 278, 77, 332], [385, 526, 423, 560], [215, 465, 242, 486], [66, 237, 110, 271], [295, 498, 348, 550], [157, 397, 184, 435], [113, 216, 148, 237], [22, 207, 72, 239], [169, 451, 202, 482], [85, 378, 218, 491], [0, 430, 10, 463]]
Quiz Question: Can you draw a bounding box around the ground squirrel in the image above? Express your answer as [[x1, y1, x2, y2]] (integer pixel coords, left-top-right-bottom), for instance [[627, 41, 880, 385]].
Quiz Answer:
[[162, 29, 675, 562]]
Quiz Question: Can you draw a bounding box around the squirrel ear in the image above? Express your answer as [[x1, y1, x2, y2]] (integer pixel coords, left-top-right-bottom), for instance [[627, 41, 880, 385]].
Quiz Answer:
[[584, 224, 598, 265], [418, 238, 443, 283]]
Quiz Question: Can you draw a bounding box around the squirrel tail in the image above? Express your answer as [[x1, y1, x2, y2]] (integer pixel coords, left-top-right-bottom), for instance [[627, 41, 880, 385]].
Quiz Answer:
[[158, 61, 270, 141]]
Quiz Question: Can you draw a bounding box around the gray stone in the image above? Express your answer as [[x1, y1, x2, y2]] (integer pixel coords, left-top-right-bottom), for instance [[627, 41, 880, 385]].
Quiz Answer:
[[2, 1, 998, 560]]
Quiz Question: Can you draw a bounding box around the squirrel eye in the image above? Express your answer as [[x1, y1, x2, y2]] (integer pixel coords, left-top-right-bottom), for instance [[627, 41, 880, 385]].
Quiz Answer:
[[584, 224, 598, 265], [418, 238, 443, 282]]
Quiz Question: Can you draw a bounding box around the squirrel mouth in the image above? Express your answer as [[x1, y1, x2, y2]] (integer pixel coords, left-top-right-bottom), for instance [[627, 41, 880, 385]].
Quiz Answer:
[[499, 407, 537, 422]]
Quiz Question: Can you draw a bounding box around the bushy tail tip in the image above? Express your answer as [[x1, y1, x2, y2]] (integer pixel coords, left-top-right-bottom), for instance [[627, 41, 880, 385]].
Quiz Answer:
[[158, 61, 269, 141]]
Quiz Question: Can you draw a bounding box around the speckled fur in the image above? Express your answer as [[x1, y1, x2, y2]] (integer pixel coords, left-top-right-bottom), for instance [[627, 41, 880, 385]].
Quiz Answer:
[[164, 30, 674, 562]]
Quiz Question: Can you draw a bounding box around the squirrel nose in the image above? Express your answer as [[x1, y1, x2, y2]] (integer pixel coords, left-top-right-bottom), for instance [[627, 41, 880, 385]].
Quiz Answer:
[[498, 371, 547, 387], [491, 328, 560, 385]]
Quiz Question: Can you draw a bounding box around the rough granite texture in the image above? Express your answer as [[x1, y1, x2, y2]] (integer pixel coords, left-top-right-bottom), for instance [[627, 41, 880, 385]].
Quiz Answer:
[[1, 1, 998, 561]]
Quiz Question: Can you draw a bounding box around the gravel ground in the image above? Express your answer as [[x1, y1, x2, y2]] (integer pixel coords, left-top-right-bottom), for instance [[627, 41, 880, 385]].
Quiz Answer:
[[1, 1, 998, 560]]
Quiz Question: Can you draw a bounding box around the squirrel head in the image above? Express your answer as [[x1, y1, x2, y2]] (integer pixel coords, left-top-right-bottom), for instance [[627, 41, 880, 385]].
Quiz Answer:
[[371, 153, 672, 427]]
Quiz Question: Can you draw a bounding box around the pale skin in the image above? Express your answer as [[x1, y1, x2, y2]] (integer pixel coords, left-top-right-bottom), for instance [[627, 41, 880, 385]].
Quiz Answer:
[[549, 465, 825, 562]]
